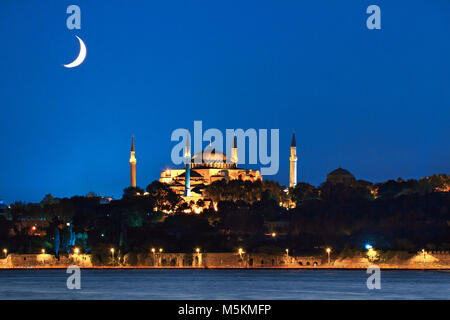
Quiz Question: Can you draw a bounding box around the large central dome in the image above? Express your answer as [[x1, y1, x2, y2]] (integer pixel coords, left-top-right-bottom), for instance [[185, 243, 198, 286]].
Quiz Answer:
[[191, 146, 236, 169]]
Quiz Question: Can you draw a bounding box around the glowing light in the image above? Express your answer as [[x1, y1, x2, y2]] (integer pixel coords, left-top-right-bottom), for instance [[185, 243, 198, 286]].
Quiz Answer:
[[74, 248, 80, 254], [41, 249, 46, 254], [193, 206, 202, 214], [435, 185, 450, 192], [238, 248, 244, 255], [166, 169, 171, 175], [2, 249, 7, 256], [110, 248, 115, 254], [196, 248, 200, 253], [365, 244, 373, 250], [326, 247, 332, 264], [285, 249, 289, 255], [31, 226, 36, 231], [271, 232, 276, 238], [367, 247, 377, 261], [159, 248, 163, 253], [151, 248, 156, 253]]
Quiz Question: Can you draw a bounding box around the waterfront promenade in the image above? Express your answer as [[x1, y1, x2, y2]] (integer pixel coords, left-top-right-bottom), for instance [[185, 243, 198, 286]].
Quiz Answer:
[[1, 252, 449, 270]]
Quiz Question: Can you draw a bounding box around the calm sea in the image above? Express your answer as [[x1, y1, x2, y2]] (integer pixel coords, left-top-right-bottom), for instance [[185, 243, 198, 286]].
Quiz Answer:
[[0, 269, 448, 300]]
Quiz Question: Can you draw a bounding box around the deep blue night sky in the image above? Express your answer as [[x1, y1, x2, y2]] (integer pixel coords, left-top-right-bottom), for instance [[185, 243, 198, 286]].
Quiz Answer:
[[0, 1, 449, 203]]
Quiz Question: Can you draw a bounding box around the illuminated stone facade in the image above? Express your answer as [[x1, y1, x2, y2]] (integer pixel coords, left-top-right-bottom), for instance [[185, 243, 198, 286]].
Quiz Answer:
[[160, 144, 262, 199]]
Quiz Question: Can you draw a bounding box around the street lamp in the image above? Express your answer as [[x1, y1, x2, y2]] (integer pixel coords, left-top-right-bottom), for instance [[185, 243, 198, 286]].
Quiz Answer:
[[285, 249, 289, 256], [151, 248, 156, 254], [41, 249, 46, 254], [422, 249, 426, 264], [195, 248, 200, 254], [326, 248, 331, 264], [74, 248, 80, 255], [110, 248, 115, 264], [367, 247, 377, 262], [159, 248, 163, 253], [271, 232, 276, 238], [2, 248, 7, 258]]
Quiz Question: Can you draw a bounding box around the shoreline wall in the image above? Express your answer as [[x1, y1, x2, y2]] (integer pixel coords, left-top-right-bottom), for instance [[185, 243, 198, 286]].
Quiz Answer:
[[0, 252, 449, 269]]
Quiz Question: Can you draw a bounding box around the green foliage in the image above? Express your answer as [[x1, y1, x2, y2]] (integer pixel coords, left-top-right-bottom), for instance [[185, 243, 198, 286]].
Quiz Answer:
[[123, 186, 144, 199], [376, 174, 450, 199], [146, 181, 182, 212], [127, 210, 144, 227], [319, 181, 372, 201], [204, 179, 287, 204], [290, 183, 319, 202], [2, 176, 449, 256], [91, 243, 115, 266]]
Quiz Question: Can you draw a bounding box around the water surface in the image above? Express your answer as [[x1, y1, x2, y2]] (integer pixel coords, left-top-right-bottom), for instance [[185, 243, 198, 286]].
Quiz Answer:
[[0, 269, 448, 299]]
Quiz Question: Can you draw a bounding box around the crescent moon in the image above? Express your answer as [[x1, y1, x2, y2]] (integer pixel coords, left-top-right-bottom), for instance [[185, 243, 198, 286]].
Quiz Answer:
[[64, 35, 87, 68]]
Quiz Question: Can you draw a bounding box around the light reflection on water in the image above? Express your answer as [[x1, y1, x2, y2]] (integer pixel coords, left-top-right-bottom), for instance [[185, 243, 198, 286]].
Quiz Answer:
[[0, 269, 448, 300]]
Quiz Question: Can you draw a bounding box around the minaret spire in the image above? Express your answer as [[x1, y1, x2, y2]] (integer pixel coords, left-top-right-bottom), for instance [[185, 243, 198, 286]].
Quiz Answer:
[[289, 131, 297, 188], [129, 135, 137, 188], [231, 135, 238, 166], [184, 132, 192, 197]]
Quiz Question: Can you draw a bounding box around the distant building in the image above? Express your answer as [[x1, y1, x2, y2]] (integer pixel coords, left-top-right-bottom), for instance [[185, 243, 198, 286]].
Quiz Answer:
[[99, 196, 113, 205], [0, 200, 8, 217], [326, 166, 356, 185]]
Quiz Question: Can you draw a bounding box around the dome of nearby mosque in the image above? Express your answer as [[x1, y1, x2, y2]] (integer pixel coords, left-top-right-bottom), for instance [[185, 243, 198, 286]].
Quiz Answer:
[[328, 167, 354, 177], [326, 165, 356, 185]]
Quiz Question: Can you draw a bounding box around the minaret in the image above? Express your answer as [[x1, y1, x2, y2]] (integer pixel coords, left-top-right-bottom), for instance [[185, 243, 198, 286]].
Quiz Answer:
[[184, 132, 192, 197], [289, 131, 297, 188], [129, 135, 137, 188], [231, 135, 238, 166]]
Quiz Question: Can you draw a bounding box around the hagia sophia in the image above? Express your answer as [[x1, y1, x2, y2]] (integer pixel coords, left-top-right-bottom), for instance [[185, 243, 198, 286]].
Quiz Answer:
[[128, 132, 356, 202], [159, 135, 262, 202]]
